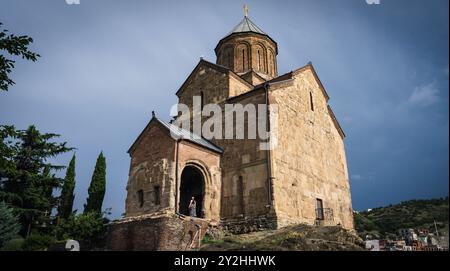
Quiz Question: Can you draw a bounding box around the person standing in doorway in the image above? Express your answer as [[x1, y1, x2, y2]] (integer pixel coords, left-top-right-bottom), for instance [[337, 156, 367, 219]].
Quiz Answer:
[[189, 196, 197, 217]]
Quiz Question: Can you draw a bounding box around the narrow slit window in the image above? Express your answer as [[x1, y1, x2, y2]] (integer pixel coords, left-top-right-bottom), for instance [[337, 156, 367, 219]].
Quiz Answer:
[[269, 54, 273, 75], [154, 186, 161, 205], [242, 49, 245, 71], [200, 91, 204, 111], [258, 50, 261, 71], [137, 189, 144, 208], [316, 198, 324, 220], [237, 176, 245, 215], [309, 92, 314, 111]]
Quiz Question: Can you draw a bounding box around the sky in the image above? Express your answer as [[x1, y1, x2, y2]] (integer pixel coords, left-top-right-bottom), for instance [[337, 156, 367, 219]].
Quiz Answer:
[[0, 0, 448, 218]]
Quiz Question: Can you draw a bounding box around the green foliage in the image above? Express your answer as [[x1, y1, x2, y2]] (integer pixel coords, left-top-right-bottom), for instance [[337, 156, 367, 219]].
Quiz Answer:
[[0, 236, 24, 251], [0, 202, 21, 247], [84, 152, 106, 214], [57, 154, 76, 220], [201, 233, 224, 245], [0, 125, 73, 235], [22, 233, 55, 251], [54, 212, 106, 249], [354, 197, 449, 238], [0, 22, 40, 92]]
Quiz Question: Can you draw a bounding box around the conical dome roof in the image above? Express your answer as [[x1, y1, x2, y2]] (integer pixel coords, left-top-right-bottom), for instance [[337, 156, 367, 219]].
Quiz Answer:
[[215, 16, 277, 54], [227, 16, 267, 36]]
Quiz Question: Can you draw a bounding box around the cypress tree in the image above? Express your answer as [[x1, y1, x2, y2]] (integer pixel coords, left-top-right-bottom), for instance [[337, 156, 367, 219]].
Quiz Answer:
[[84, 152, 106, 214], [0, 125, 72, 235], [57, 154, 76, 220]]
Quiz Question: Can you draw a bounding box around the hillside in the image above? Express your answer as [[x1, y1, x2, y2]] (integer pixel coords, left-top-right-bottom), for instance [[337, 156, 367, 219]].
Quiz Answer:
[[354, 197, 449, 239], [200, 197, 449, 251], [200, 224, 365, 251]]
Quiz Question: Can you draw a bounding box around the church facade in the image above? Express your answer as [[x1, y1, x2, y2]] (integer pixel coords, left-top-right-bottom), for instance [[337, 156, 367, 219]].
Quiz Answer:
[[122, 14, 354, 234]]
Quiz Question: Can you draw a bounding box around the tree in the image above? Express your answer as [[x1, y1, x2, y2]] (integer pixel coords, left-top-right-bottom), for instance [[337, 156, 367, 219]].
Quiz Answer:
[[0, 201, 21, 247], [0, 125, 73, 235], [84, 152, 106, 214], [57, 154, 76, 220], [0, 22, 40, 92]]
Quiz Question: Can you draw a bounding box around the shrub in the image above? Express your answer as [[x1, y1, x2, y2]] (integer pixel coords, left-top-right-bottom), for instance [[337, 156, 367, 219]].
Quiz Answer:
[[22, 234, 55, 251], [54, 212, 106, 250], [0, 236, 24, 251]]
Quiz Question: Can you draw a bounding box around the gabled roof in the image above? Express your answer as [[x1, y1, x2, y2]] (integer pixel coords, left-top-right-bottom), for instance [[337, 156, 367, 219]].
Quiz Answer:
[[156, 118, 223, 153], [175, 58, 253, 96], [240, 70, 268, 86], [327, 105, 346, 139], [128, 116, 223, 154]]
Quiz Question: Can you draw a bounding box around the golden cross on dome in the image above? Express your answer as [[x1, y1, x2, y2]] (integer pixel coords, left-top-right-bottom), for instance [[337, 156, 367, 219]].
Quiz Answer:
[[244, 4, 248, 17]]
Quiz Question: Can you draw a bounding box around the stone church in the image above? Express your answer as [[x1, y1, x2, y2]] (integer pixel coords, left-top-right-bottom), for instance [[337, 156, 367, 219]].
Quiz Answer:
[[107, 11, 353, 250]]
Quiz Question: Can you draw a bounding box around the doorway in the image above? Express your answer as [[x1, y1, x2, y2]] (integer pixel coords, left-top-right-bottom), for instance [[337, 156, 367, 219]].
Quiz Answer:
[[179, 165, 205, 218]]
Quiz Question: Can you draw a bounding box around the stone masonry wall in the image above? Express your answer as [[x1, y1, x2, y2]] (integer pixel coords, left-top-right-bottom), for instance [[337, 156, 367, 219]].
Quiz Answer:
[[270, 67, 354, 229], [126, 122, 176, 217], [178, 63, 230, 109], [106, 214, 210, 251], [213, 90, 271, 219], [220, 214, 277, 234]]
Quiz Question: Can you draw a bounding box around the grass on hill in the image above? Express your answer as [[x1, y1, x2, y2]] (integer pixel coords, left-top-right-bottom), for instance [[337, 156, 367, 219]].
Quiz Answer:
[[354, 197, 449, 239], [200, 224, 365, 251]]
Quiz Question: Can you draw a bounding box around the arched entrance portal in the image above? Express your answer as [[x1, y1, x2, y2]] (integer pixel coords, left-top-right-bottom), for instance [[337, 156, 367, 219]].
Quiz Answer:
[[179, 165, 205, 218]]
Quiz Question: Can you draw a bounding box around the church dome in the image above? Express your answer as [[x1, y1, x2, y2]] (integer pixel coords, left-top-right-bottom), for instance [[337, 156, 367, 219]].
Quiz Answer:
[[215, 14, 278, 80]]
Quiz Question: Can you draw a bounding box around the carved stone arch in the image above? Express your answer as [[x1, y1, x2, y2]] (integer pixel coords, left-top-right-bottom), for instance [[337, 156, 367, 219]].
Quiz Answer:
[[221, 44, 234, 70], [183, 160, 213, 186], [178, 160, 217, 219], [234, 42, 251, 73], [252, 42, 267, 73]]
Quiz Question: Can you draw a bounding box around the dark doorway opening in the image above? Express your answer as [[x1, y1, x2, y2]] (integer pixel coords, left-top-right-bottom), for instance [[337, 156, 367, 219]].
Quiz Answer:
[[179, 166, 204, 218]]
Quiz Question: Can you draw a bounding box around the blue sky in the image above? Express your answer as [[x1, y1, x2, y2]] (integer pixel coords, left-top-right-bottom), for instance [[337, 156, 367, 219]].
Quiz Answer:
[[0, 0, 448, 218]]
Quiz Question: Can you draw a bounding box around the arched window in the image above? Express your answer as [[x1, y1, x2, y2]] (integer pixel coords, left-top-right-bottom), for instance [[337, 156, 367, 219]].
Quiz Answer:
[[253, 44, 266, 73], [236, 43, 249, 73], [227, 46, 234, 69]]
